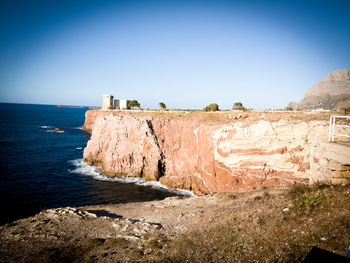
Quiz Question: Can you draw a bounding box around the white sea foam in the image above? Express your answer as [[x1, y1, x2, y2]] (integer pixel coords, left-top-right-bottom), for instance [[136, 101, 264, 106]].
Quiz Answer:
[[76, 147, 83, 150], [69, 159, 195, 197], [41, 125, 53, 129]]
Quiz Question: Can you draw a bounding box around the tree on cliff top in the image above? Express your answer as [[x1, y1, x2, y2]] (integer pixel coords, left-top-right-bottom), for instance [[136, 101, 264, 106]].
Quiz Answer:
[[128, 100, 140, 109], [232, 102, 245, 110], [159, 102, 166, 110], [203, 103, 219, 112]]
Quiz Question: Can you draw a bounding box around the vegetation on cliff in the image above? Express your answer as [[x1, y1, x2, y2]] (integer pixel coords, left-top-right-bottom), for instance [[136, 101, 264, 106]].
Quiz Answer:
[[232, 102, 246, 110], [159, 102, 166, 110], [128, 100, 141, 108], [203, 103, 219, 112]]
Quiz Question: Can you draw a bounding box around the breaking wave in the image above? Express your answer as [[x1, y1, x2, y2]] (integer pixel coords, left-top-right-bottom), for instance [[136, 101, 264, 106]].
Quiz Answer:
[[69, 159, 195, 197]]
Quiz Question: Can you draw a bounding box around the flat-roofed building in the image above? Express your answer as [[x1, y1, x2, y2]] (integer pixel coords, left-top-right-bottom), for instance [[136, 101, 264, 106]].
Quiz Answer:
[[114, 99, 130, 110]]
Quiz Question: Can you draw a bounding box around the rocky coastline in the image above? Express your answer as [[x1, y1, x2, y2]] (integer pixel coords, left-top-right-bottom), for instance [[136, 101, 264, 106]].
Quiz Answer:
[[1, 184, 350, 262], [1, 110, 350, 262], [82, 110, 350, 195]]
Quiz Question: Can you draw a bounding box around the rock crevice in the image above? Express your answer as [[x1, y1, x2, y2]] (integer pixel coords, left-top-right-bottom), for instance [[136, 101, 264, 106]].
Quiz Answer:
[[146, 119, 166, 179]]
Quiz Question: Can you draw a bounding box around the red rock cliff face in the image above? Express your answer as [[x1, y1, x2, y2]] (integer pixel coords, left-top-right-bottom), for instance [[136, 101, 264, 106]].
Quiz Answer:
[[84, 115, 163, 181], [83, 111, 350, 195], [83, 110, 119, 131]]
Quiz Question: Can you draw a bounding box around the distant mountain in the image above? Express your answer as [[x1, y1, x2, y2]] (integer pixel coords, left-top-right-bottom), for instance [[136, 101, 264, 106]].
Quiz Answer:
[[288, 69, 350, 110]]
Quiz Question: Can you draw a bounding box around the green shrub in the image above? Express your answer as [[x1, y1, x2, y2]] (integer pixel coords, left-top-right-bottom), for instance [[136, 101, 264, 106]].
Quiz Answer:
[[233, 102, 245, 110], [203, 103, 219, 112], [159, 102, 166, 110], [128, 100, 140, 108], [302, 193, 325, 207]]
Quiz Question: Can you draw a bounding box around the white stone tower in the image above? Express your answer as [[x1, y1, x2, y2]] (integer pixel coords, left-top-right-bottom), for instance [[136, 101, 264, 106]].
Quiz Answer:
[[101, 95, 114, 110]]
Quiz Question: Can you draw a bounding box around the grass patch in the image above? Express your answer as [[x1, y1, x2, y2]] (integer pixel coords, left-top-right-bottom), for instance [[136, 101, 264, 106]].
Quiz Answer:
[[302, 193, 326, 207], [304, 233, 322, 243]]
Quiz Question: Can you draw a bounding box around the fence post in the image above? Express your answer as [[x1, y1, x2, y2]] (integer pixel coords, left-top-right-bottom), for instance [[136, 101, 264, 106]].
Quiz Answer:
[[329, 115, 350, 142], [332, 116, 336, 142], [329, 116, 333, 141]]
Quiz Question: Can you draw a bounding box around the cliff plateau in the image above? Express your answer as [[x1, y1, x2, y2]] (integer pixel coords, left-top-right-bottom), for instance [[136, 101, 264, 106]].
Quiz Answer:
[[83, 111, 350, 195]]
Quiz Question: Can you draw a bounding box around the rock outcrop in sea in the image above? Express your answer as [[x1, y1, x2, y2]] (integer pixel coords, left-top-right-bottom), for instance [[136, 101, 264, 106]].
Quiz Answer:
[[288, 69, 350, 110], [83, 111, 350, 195]]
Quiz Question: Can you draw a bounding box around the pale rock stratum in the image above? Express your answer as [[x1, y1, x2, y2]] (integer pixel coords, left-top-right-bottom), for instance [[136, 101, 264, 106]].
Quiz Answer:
[[289, 69, 350, 110], [83, 111, 350, 195]]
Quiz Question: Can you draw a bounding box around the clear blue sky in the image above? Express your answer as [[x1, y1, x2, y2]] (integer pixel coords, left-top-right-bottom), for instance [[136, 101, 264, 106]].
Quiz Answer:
[[0, 0, 349, 109]]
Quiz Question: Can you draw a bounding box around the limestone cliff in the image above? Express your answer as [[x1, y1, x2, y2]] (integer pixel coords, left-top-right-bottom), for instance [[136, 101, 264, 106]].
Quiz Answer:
[[289, 69, 350, 110], [83, 111, 350, 195]]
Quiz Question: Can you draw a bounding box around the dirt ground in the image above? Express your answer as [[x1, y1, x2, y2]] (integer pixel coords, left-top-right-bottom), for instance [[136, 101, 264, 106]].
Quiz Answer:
[[1, 183, 350, 262], [91, 109, 339, 125]]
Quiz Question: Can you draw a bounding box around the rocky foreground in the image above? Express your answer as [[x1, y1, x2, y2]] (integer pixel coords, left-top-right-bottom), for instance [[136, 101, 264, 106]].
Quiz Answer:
[[1, 184, 350, 262]]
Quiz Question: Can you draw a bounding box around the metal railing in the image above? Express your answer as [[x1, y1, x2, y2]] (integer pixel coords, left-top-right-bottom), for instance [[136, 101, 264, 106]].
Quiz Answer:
[[329, 115, 350, 142]]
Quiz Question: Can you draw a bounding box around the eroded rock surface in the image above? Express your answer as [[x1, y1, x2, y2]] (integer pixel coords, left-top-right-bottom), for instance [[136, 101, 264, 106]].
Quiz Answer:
[[0, 205, 166, 263], [83, 111, 350, 195], [1, 185, 350, 262], [84, 115, 163, 181]]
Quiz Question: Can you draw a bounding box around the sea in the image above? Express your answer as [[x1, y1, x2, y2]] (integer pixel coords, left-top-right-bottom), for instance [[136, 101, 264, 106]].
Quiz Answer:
[[0, 103, 192, 225]]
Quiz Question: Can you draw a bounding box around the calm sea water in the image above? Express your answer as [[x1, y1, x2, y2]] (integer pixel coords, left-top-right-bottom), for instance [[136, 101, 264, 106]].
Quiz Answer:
[[0, 103, 191, 225]]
